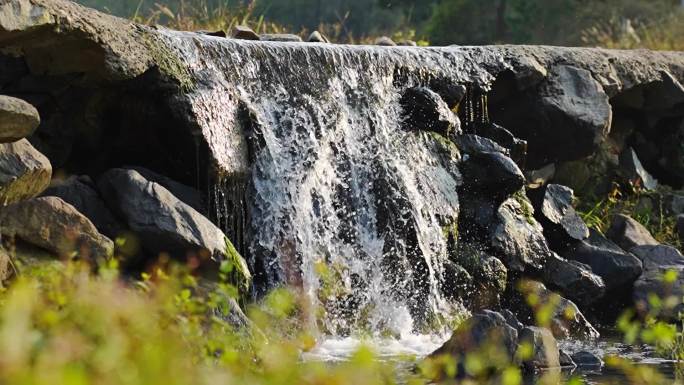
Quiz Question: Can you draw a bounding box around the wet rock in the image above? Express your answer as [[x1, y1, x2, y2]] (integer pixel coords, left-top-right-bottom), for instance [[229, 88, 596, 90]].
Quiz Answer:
[[542, 253, 606, 306], [671, 194, 684, 216], [42, 175, 123, 239], [606, 214, 658, 251], [397, 40, 417, 46], [455, 134, 508, 156], [631, 245, 684, 319], [260, 33, 302, 42], [571, 351, 603, 369], [0, 196, 113, 259], [490, 197, 549, 272], [519, 326, 560, 370], [563, 235, 642, 292], [375, 36, 396, 46], [440, 260, 472, 302], [461, 252, 508, 310], [400, 87, 460, 138], [232, 25, 260, 40], [0, 95, 40, 142], [471, 122, 527, 166], [501, 309, 524, 332], [128, 166, 203, 212], [97, 169, 251, 290], [0, 139, 51, 206], [677, 215, 684, 245], [559, 350, 576, 368], [530, 184, 589, 248], [432, 310, 519, 370], [461, 153, 524, 203], [308, 31, 330, 43], [511, 280, 600, 340], [428, 79, 466, 110], [620, 147, 658, 190]]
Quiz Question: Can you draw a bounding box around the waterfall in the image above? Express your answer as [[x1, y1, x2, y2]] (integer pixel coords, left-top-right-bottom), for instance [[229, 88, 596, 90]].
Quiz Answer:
[[158, 32, 503, 337]]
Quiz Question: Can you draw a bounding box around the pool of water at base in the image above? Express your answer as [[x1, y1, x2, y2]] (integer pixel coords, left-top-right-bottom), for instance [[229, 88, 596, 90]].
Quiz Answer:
[[302, 333, 682, 384]]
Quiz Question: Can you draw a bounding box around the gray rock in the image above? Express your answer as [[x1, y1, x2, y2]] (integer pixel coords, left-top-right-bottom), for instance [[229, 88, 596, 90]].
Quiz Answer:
[[375, 36, 396, 46], [542, 253, 606, 306], [631, 245, 684, 319], [519, 326, 560, 370], [308, 31, 329, 43], [490, 197, 549, 272], [559, 350, 576, 368], [620, 147, 658, 190], [532, 184, 589, 246], [606, 214, 658, 251], [232, 25, 260, 40], [260, 33, 302, 42], [440, 260, 472, 302], [563, 236, 643, 291], [0, 139, 51, 206], [677, 215, 684, 245], [514, 280, 600, 340], [455, 134, 509, 156], [432, 310, 519, 370], [400, 87, 460, 138], [42, 175, 123, 239], [97, 169, 251, 291], [127, 166, 203, 212], [462, 153, 525, 203], [0, 196, 113, 259], [495, 65, 612, 168], [428, 79, 466, 110], [471, 123, 527, 166], [571, 351, 603, 369], [0, 95, 40, 142], [501, 309, 524, 332], [671, 194, 684, 216], [525, 164, 556, 189], [397, 40, 417, 46], [197, 30, 226, 38]]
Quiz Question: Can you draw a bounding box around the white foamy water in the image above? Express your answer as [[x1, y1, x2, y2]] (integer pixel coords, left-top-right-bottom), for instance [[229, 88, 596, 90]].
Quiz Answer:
[[302, 334, 450, 362]]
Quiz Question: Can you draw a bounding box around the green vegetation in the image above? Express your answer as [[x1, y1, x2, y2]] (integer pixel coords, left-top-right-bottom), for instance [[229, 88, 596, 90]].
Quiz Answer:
[[577, 183, 682, 250], [75, 0, 684, 49]]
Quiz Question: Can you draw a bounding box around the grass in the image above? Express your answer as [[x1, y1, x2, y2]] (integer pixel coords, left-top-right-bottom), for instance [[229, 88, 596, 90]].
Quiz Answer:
[[577, 182, 682, 251]]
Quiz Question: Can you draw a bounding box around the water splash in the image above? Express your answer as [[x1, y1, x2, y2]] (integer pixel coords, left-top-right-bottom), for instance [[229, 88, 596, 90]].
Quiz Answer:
[[158, 33, 503, 336]]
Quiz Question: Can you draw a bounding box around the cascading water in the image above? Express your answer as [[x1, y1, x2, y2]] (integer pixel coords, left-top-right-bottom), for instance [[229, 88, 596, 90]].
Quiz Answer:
[[157, 31, 503, 351]]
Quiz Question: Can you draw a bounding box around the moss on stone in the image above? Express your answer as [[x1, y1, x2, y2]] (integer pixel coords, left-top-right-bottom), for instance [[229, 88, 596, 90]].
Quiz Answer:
[[142, 31, 195, 92], [512, 189, 536, 226], [222, 237, 251, 297]]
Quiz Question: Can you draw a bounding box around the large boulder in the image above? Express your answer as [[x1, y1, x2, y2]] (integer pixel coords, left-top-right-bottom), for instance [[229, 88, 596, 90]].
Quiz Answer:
[[606, 214, 658, 251], [0, 95, 40, 142], [541, 253, 606, 306], [630, 245, 684, 319], [400, 87, 460, 138], [432, 310, 519, 375], [42, 175, 123, 238], [0, 196, 113, 259], [519, 326, 560, 371], [97, 169, 250, 289], [461, 153, 525, 203], [563, 232, 643, 292], [510, 280, 600, 340], [490, 197, 550, 273], [530, 184, 589, 249], [493, 65, 612, 168], [128, 166, 203, 212], [0, 139, 51, 206]]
